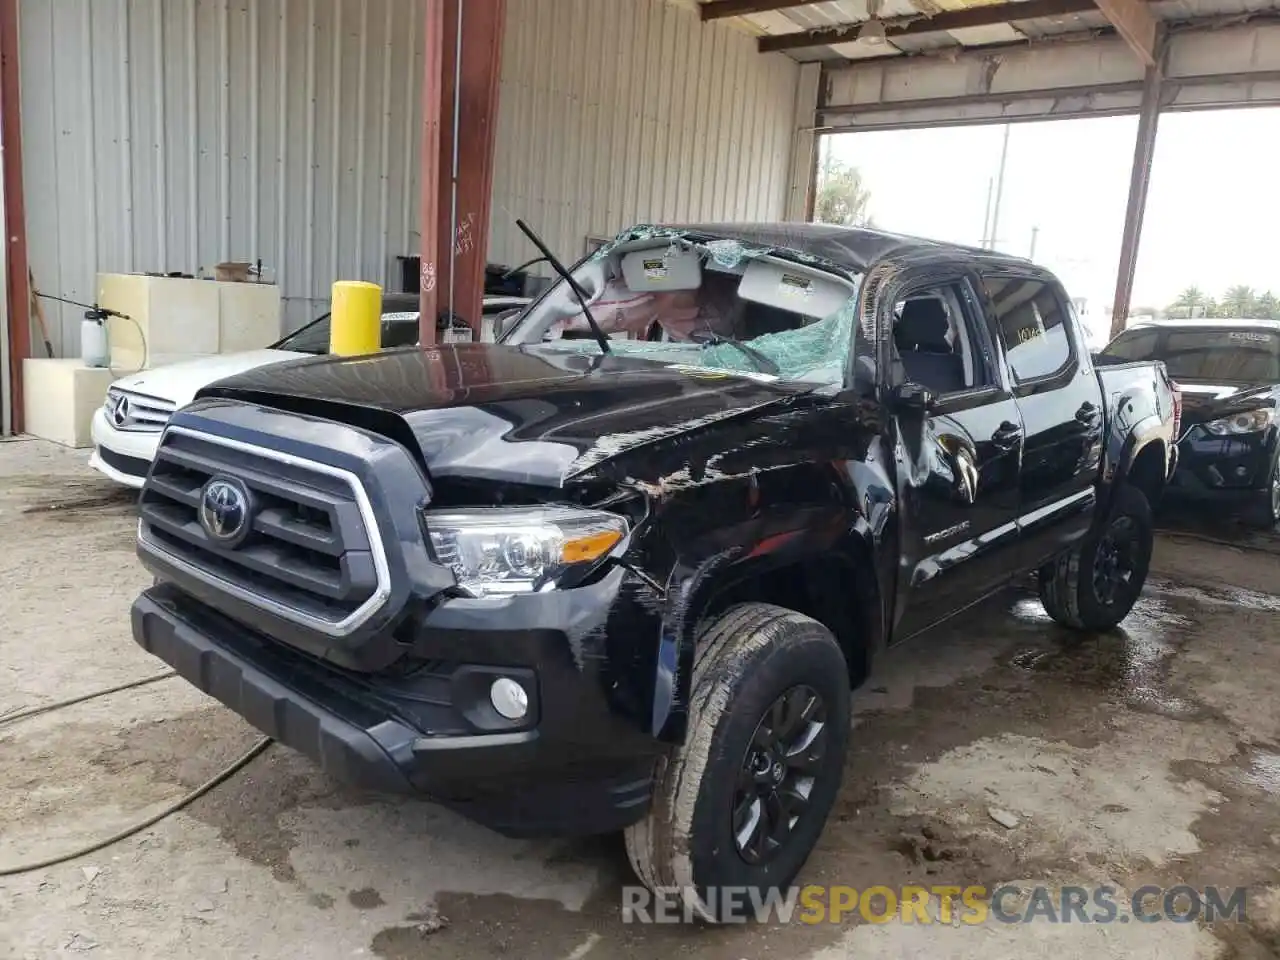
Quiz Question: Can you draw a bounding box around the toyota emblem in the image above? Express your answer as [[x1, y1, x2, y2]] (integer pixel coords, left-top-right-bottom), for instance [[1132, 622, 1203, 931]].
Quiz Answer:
[[199, 476, 252, 546]]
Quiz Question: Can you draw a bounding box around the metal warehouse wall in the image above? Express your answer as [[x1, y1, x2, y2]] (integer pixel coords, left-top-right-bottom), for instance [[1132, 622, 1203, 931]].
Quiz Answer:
[[20, 0, 425, 349], [19, 0, 801, 355], [488, 0, 801, 272]]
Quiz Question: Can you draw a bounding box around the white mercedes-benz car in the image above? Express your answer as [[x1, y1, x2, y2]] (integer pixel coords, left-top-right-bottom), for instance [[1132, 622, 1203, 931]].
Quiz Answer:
[[89, 293, 529, 488]]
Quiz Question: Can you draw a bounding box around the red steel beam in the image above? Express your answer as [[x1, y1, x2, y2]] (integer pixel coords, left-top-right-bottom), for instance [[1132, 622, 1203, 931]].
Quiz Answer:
[[1111, 41, 1165, 338], [1094, 0, 1158, 65], [701, 0, 823, 19], [418, 0, 445, 346], [435, 0, 505, 339], [758, 0, 1115, 53], [0, 0, 28, 432]]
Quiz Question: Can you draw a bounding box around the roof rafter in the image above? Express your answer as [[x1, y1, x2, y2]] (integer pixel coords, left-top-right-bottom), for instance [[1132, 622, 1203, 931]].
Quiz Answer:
[[1092, 0, 1160, 64], [699, 0, 823, 20], [755, 0, 1139, 54]]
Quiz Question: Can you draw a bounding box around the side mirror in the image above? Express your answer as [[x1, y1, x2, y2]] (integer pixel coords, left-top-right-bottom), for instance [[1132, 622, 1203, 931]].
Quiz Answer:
[[891, 381, 936, 414]]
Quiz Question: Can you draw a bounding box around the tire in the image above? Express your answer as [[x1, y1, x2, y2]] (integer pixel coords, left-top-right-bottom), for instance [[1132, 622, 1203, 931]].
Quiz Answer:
[[1039, 483, 1153, 631], [1244, 450, 1280, 530], [623, 602, 850, 923]]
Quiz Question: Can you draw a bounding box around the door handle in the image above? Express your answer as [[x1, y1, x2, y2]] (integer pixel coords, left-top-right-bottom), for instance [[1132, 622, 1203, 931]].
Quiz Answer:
[[1075, 402, 1102, 426], [991, 421, 1022, 450]]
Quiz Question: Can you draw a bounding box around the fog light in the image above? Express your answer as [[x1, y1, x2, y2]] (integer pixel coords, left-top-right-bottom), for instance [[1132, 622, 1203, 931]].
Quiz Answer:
[[490, 677, 529, 720]]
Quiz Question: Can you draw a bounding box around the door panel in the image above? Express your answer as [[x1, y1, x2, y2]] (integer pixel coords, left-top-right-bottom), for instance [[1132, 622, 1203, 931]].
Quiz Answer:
[[884, 271, 1025, 642], [892, 394, 1024, 639], [980, 274, 1105, 570], [1014, 364, 1104, 567]]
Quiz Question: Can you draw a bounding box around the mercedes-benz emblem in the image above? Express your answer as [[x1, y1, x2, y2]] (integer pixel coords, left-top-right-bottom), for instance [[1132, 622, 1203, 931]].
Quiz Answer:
[[199, 476, 252, 546], [110, 394, 130, 427]]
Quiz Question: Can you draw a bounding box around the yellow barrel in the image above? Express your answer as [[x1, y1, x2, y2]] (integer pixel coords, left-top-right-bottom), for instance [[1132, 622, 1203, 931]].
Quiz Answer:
[[329, 280, 382, 356]]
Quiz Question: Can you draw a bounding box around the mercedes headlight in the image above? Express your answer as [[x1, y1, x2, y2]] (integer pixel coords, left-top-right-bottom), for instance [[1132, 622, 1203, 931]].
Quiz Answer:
[[423, 506, 629, 597], [1202, 408, 1275, 435]]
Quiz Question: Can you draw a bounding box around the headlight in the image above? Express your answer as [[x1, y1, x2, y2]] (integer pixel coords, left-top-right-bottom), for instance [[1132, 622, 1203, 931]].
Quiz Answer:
[[423, 506, 628, 597], [1202, 408, 1275, 435]]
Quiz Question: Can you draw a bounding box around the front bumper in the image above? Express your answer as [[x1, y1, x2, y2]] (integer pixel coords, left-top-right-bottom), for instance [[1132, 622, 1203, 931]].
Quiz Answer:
[[131, 580, 660, 837], [1167, 428, 1275, 502], [89, 408, 162, 488]]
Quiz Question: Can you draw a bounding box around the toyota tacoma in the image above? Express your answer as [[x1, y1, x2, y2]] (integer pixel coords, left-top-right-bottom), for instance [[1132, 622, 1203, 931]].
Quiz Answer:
[[130, 222, 1179, 920]]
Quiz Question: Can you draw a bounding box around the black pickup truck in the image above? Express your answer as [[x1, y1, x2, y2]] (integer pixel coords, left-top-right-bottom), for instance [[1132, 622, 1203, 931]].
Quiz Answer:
[[1099, 318, 1279, 527], [130, 223, 1178, 921]]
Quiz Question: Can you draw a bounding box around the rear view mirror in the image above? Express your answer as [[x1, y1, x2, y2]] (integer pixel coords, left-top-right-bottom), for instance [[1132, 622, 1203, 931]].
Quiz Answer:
[[891, 381, 935, 414]]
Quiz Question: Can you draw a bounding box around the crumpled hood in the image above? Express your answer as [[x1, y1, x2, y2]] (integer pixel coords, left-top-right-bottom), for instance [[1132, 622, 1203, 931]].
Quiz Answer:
[[111, 349, 302, 406], [198, 342, 812, 487]]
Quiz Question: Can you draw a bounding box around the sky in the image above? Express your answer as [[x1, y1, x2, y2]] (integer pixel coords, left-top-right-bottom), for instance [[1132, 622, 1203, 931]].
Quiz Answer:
[[826, 107, 1280, 333]]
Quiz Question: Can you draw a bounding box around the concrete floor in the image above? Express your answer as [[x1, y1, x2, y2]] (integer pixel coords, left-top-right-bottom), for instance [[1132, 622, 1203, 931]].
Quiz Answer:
[[2, 437, 1280, 959]]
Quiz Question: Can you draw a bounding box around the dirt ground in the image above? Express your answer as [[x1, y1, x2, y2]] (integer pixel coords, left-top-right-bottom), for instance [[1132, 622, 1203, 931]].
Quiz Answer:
[[3, 436, 1280, 959]]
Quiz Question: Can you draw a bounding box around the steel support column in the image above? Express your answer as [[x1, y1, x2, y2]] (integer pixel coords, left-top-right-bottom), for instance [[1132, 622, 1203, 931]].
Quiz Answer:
[[418, 1, 445, 345], [419, 0, 505, 346], [1, 0, 28, 433], [1110, 33, 1165, 339]]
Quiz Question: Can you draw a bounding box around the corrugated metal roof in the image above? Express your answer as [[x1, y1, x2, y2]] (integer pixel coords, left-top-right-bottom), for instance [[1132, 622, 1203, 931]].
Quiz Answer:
[[717, 0, 1280, 66]]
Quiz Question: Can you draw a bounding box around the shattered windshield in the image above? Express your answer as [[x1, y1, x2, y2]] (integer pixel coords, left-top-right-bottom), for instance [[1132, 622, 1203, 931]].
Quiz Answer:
[[500, 227, 862, 386]]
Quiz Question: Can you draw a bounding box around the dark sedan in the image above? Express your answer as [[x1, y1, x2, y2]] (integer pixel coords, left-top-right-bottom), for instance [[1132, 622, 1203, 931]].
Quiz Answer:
[[1098, 319, 1280, 527]]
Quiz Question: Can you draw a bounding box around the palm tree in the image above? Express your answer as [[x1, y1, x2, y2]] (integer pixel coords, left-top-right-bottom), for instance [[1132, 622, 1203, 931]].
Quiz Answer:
[[1221, 285, 1257, 318], [1170, 285, 1206, 318], [1256, 291, 1278, 321], [814, 161, 873, 227]]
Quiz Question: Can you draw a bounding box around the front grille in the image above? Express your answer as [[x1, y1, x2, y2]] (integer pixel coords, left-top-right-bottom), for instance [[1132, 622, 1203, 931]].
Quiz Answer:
[[106, 388, 177, 433], [138, 426, 389, 634]]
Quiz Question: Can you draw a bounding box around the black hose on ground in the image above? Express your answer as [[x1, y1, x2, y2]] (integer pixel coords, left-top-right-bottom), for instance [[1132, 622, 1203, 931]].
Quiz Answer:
[[0, 671, 273, 876], [0, 671, 176, 726]]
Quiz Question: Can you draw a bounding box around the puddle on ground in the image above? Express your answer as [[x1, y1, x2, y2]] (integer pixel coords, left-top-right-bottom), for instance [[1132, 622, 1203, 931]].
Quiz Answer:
[[1147, 577, 1280, 614], [1156, 505, 1280, 555], [1007, 597, 1053, 626], [1004, 596, 1207, 720]]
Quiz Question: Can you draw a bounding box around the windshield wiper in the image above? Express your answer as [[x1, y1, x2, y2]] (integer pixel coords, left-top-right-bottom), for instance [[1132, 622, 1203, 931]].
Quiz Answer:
[[515, 219, 610, 354], [700, 336, 780, 376]]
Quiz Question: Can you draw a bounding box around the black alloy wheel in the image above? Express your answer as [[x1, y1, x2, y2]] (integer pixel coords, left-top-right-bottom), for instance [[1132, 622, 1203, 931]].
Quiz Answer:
[[1091, 516, 1140, 608], [732, 684, 828, 865], [1039, 483, 1153, 631], [1269, 465, 1280, 524]]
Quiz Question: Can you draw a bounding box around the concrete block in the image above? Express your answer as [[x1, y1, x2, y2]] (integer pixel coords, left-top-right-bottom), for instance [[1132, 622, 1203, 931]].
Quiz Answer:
[[23, 358, 115, 448]]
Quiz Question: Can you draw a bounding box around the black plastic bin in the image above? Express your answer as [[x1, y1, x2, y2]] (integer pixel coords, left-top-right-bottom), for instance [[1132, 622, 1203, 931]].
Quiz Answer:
[[396, 255, 421, 294], [395, 256, 529, 298]]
